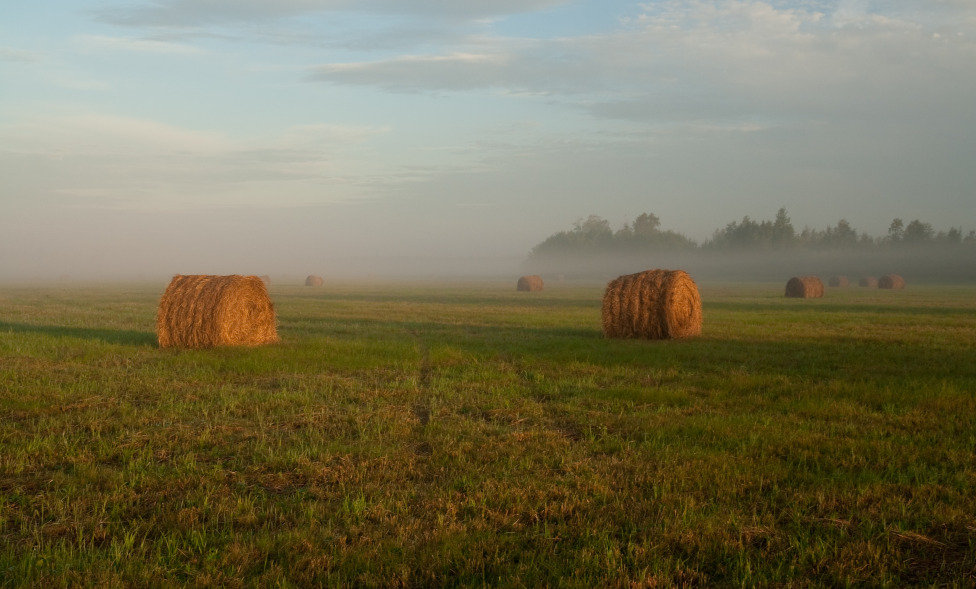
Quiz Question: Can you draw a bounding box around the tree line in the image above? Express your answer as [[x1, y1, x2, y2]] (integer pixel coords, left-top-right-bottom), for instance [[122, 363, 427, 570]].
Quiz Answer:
[[528, 208, 975, 259]]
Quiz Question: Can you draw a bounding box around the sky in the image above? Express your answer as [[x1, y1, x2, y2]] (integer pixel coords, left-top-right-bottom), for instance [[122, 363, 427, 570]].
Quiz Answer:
[[2, 0, 975, 280]]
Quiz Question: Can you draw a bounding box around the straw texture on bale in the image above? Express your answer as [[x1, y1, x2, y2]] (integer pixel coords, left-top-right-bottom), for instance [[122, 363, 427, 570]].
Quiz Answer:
[[517, 275, 544, 292], [878, 274, 905, 289], [859, 276, 878, 287], [828, 275, 849, 287], [601, 269, 702, 340], [156, 275, 279, 349], [305, 275, 324, 287], [785, 276, 824, 298]]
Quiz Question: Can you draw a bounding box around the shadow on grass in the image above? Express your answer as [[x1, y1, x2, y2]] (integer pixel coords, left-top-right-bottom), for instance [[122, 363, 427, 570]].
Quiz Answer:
[[279, 315, 976, 385], [704, 300, 976, 317], [0, 321, 157, 347], [277, 291, 603, 309], [283, 314, 603, 341]]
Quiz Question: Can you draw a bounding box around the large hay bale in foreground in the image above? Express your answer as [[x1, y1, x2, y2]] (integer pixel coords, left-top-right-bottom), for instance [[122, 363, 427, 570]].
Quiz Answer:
[[859, 276, 878, 287], [785, 276, 824, 298], [156, 275, 279, 349], [601, 269, 702, 339], [305, 275, 323, 287], [828, 275, 849, 287], [517, 275, 544, 292], [878, 274, 905, 289]]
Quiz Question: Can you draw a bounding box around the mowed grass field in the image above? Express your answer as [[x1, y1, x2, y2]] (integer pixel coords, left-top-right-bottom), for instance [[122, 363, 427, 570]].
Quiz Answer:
[[1, 279, 974, 588]]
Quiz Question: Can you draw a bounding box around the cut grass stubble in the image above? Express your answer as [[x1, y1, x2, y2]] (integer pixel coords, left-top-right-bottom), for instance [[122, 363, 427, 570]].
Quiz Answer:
[[0, 282, 974, 587]]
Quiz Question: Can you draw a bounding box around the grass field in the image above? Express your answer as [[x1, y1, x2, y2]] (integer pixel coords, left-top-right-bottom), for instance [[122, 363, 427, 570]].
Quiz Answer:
[[1, 280, 974, 587]]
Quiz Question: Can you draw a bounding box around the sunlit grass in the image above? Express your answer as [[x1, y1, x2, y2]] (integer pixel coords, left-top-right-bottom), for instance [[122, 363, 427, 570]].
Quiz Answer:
[[1, 280, 974, 587]]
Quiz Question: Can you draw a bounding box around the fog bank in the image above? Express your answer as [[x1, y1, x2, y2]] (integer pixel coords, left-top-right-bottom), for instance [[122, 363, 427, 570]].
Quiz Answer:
[[522, 247, 976, 285]]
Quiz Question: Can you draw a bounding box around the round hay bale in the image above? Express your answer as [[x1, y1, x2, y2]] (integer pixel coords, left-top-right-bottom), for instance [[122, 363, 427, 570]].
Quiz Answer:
[[601, 269, 702, 339], [858, 276, 878, 287], [828, 275, 849, 287], [156, 275, 279, 349], [517, 275, 544, 292], [785, 276, 824, 298], [305, 275, 323, 287], [878, 274, 905, 289]]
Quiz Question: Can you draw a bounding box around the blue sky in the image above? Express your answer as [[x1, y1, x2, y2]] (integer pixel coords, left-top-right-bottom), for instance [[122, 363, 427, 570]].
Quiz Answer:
[[2, 0, 974, 279]]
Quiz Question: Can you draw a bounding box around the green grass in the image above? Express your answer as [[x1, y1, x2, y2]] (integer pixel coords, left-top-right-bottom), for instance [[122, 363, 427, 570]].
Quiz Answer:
[[1, 280, 974, 587]]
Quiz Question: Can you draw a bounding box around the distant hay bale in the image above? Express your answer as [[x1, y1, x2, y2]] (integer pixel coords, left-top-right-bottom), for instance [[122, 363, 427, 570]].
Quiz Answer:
[[305, 275, 323, 287], [828, 275, 849, 287], [517, 275, 544, 292], [156, 275, 279, 349], [878, 274, 905, 289], [859, 276, 878, 287], [259, 275, 271, 287], [785, 276, 824, 298], [601, 269, 702, 340]]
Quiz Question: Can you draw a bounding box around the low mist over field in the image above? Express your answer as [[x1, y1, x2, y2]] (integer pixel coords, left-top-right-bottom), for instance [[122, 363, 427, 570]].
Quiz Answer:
[[522, 247, 976, 285], [2, 1, 974, 282], [0, 205, 527, 282]]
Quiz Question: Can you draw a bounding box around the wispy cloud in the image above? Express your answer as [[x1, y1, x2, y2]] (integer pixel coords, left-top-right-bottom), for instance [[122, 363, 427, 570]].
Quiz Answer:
[[91, 0, 570, 27], [0, 46, 41, 63], [90, 0, 340, 28], [73, 34, 204, 54], [305, 1, 976, 128], [5, 114, 232, 156], [5, 0, 974, 273], [309, 52, 517, 92], [0, 112, 392, 210]]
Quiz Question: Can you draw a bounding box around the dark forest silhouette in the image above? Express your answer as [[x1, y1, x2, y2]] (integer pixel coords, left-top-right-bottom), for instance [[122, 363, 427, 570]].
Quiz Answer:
[[525, 208, 976, 283]]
